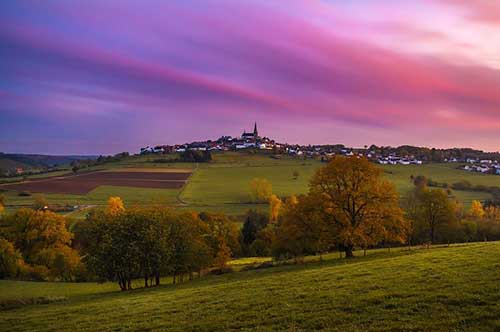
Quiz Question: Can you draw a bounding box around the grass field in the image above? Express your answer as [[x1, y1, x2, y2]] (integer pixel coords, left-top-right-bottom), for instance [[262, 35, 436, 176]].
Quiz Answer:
[[1, 152, 499, 216], [1, 242, 499, 331]]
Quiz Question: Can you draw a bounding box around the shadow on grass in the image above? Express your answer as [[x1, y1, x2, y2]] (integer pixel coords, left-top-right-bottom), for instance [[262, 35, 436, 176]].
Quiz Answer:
[[9, 242, 492, 312]]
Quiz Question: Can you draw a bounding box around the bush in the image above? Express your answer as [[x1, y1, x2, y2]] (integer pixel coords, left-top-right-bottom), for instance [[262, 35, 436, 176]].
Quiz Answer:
[[208, 266, 234, 275], [20, 265, 50, 281], [452, 180, 472, 191], [18, 191, 31, 197]]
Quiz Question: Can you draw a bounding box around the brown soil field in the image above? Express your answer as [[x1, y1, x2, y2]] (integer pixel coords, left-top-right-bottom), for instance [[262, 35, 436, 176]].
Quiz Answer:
[[106, 167, 193, 173], [0, 171, 191, 195]]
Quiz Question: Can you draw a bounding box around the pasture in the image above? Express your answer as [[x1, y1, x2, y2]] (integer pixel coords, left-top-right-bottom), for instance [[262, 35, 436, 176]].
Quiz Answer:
[[1, 152, 499, 215], [1, 242, 499, 331]]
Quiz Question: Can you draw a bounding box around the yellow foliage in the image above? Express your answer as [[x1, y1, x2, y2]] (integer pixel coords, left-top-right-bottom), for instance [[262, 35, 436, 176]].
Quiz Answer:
[[310, 156, 408, 255], [249, 178, 273, 203], [468, 200, 485, 219], [106, 197, 125, 216], [269, 194, 282, 223], [287, 195, 298, 206], [0, 203, 4, 215]]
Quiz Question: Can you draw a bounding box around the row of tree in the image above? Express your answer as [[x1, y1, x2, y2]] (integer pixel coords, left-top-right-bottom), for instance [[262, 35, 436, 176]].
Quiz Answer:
[[242, 157, 500, 260], [74, 199, 239, 290], [2, 156, 500, 289]]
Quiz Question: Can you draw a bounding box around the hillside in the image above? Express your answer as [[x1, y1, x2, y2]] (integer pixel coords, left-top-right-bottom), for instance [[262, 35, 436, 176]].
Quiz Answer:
[[0, 153, 97, 171], [2, 152, 500, 216], [0, 242, 499, 331]]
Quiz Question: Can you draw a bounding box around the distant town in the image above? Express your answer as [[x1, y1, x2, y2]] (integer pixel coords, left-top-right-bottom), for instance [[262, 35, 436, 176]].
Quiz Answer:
[[2, 123, 500, 178], [139, 122, 500, 175]]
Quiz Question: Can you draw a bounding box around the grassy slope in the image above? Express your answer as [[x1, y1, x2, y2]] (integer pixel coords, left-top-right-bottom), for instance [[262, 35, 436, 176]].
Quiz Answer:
[[382, 163, 495, 205], [1, 242, 499, 332], [181, 152, 320, 215]]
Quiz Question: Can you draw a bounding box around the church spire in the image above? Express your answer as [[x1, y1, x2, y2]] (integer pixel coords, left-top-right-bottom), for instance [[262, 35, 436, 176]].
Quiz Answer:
[[253, 122, 258, 137]]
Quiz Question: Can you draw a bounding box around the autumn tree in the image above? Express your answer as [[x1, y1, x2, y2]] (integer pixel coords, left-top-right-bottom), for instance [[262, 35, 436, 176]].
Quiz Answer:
[[273, 194, 332, 260], [309, 156, 408, 257], [0, 238, 23, 278], [0, 194, 5, 216], [0, 209, 80, 280], [249, 178, 273, 203], [106, 196, 125, 216], [480, 204, 500, 241], [468, 200, 485, 220], [269, 194, 282, 223], [199, 212, 240, 265]]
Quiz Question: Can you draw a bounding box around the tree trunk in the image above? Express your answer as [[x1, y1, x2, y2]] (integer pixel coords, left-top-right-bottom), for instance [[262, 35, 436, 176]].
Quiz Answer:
[[345, 245, 354, 258], [173, 272, 176, 285], [155, 273, 160, 286], [144, 275, 148, 288]]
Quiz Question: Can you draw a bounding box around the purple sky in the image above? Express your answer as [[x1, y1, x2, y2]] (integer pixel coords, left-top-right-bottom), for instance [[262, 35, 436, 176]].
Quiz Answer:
[[2, 0, 500, 154]]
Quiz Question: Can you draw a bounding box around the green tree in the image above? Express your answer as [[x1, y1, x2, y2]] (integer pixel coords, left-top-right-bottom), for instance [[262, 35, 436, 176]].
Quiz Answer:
[[419, 188, 457, 244], [241, 210, 268, 255]]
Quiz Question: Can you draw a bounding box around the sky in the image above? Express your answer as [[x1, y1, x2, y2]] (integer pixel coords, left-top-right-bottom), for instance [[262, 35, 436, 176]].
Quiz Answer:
[[1, 0, 500, 154]]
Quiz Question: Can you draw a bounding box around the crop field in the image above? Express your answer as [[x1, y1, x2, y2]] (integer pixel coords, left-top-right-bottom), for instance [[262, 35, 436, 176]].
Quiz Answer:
[[1, 242, 499, 332], [0, 170, 191, 195]]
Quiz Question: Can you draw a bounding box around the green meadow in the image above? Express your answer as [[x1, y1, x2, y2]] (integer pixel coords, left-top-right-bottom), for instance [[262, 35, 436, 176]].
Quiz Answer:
[[1, 152, 499, 216], [1, 242, 499, 332]]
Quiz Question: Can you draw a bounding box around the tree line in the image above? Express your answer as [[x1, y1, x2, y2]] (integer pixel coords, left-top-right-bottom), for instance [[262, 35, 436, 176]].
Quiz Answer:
[[2, 156, 500, 289]]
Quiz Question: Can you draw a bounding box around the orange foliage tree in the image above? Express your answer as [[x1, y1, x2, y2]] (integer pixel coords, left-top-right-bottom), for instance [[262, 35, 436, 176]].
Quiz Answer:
[[309, 156, 408, 257]]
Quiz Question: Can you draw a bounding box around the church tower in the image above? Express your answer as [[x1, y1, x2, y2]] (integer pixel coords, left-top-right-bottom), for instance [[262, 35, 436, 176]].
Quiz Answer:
[[253, 122, 258, 138]]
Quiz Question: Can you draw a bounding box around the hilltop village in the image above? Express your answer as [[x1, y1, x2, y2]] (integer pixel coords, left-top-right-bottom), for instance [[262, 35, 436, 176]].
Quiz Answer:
[[138, 122, 500, 173]]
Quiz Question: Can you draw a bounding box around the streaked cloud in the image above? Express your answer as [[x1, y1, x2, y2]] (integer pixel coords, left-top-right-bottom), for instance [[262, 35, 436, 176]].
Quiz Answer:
[[1, 0, 500, 153]]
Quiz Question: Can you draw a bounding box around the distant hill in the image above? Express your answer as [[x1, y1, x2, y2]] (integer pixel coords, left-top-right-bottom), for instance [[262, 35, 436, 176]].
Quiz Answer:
[[0, 153, 98, 171]]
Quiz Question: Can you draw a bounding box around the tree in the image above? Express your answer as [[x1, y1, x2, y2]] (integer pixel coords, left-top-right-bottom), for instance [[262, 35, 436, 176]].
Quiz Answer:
[[200, 212, 240, 260], [249, 178, 273, 203], [419, 188, 457, 244], [269, 194, 282, 223], [468, 200, 485, 220], [79, 209, 142, 290], [241, 210, 268, 255], [0, 238, 22, 278], [0, 209, 73, 263], [273, 194, 332, 260], [0, 209, 79, 280], [33, 194, 48, 210], [310, 156, 408, 257], [106, 196, 125, 216]]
